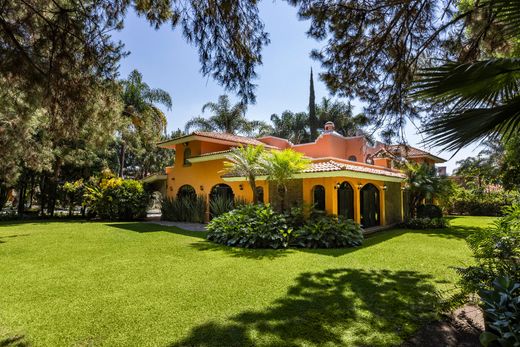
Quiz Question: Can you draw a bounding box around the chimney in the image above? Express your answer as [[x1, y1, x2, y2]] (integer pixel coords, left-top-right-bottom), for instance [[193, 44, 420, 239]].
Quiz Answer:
[[324, 121, 335, 133]]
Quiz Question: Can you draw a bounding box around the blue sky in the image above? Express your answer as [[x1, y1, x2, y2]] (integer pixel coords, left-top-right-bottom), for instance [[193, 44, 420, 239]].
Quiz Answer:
[[113, 1, 479, 173]]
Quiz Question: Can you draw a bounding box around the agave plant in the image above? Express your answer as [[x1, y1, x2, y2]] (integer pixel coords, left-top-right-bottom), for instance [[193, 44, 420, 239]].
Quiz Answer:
[[413, 0, 520, 151]]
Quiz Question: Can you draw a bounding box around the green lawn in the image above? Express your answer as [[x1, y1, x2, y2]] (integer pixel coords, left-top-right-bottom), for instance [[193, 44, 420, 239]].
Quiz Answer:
[[0, 216, 494, 347]]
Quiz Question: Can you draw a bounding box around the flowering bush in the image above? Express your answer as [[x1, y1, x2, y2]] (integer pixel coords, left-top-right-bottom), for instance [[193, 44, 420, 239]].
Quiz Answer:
[[84, 176, 149, 220]]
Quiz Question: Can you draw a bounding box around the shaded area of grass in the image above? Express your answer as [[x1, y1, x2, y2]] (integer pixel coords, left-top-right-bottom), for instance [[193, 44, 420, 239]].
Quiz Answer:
[[0, 216, 494, 346], [172, 268, 440, 347]]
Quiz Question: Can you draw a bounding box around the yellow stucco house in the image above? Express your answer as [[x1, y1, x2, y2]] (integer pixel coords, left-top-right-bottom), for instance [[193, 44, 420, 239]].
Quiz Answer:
[[153, 122, 445, 228]]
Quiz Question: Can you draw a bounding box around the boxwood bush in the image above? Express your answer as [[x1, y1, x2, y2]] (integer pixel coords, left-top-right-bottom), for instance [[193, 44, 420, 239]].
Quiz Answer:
[[292, 215, 363, 248], [207, 204, 364, 249], [403, 217, 449, 229], [206, 204, 291, 249]]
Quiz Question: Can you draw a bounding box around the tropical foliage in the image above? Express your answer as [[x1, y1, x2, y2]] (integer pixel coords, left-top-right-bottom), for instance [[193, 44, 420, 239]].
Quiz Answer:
[[413, 1, 520, 150], [84, 174, 150, 220], [161, 195, 206, 223], [222, 145, 266, 203], [118, 70, 171, 178], [445, 187, 520, 216], [269, 111, 311, 144], [292, 215, 363, 248], [207, 204, 292, 249], [402, 162, 452, 217], [207, 203, 364, 249], [185, 95, 269, 136], [263, 149, 310, 212]]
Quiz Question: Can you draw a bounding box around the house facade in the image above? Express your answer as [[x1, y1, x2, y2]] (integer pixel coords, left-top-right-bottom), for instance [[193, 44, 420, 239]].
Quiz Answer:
[[157, 122, 445, 228]]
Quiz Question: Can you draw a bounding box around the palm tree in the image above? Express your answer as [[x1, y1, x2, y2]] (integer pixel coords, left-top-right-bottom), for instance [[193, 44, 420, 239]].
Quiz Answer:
[[120, 70, 172, 178], [185, 95, 267, 135], [270, 111, 310, 144], [263, 149, 310, 212], [402, 162, 451, 217], [221, 145, 266, 203], [413, 1, 520, 151], [316, 98, 370, 137]]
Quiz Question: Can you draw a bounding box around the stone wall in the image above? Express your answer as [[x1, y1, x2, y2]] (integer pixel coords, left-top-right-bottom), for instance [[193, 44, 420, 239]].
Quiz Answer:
[[269, 179, 304, 211]]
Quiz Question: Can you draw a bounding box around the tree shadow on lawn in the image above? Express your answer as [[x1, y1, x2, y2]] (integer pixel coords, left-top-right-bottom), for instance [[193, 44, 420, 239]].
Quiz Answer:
[[170, 268, 441, 347], [189, 241, 293, 260], [106, 223, 206, 239], [0, 334, 29, 347]]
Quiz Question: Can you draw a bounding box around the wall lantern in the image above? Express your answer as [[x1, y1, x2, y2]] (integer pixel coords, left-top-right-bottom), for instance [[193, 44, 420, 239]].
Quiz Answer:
[[334, 183, 341, 190], [239, 184, 244, 190], [357, 183, 363, 190], [200, 185, 204, 191], [382, 184, 388, 191]]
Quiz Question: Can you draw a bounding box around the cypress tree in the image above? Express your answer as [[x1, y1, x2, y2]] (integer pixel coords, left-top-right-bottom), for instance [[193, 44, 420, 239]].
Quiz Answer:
[[309, 68, 318, 141]]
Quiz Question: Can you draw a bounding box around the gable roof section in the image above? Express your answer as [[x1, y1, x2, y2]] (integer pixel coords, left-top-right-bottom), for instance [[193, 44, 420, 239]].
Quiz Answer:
[[158, 131, 276, 149], [386, 144, 446, 163]]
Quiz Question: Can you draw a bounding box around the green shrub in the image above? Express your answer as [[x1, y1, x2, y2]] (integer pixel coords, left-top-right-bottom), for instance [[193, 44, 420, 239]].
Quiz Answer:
[[207, 204, 292, 249], [209, 195, 235, 219], [161, 195, 206, 223], [84, 178, 149, 220], [448, 187, 520, 216], [292, 215, 363, 248], [403, 217, 449, 229], [479, 277, 520, 347], [417, 204, 443, 218], [457, 204, 520, 294]]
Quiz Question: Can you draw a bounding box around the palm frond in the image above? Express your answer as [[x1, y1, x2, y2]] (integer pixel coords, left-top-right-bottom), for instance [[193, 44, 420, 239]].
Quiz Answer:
[[487, 0, 520, 38], [184, 117, 215, 133], [413, 59, 520, 108], [423, 96, 520, 151]]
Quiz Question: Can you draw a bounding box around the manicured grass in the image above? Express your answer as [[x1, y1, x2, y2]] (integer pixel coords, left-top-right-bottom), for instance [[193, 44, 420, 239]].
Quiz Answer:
[[0, 216, 494, 346]]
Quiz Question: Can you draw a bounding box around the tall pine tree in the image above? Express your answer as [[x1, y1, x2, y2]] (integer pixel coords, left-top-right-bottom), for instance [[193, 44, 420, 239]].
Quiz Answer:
[[309, 68, 318, 141]]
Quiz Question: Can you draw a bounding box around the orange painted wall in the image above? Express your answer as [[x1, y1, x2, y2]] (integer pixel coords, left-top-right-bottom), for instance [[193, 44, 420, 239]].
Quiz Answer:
[[292, 134, 370, 162], [257, 136, 292, 149]]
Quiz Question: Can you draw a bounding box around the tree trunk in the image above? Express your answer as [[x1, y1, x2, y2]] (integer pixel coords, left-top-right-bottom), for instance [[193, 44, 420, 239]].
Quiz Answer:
[[17, 171, 27, 216], [119, 142, 126, 178], [249, 176, 257, 204], [0, 184, 8, 210], [39, 174, 47, 216], [277, 184, 286, 212], [28, 175, 35, 208]]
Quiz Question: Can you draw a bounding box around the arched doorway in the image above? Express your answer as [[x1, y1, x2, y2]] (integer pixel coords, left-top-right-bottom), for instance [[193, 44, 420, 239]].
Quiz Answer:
[[312, 185, 325, 211], [177, 185, 196, 201], [209, 184, 234, 218], [360, 183, 380, 227], [337, 182, 354, 220]]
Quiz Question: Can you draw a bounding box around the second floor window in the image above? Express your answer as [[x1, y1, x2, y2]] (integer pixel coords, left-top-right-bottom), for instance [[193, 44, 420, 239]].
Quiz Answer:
[[183, 147, 191, 166]]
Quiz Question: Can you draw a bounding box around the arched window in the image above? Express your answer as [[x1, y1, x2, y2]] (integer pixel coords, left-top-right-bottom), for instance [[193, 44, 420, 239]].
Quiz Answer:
[[337, 182, 354, 219], [177, 185, 196, 201], [209, 184, 235, 218], [312, 185, 325, 211], [348, 155, 357, 162], [365, 155, 374, 165], [256, 186, 264, 204], [360, 183, 380, 227], [183, 147, 191, 166]]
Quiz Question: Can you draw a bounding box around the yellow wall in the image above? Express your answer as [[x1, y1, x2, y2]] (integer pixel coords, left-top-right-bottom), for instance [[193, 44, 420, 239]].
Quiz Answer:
[[302, 177, 389, 225], [166, 140, 402, 226]]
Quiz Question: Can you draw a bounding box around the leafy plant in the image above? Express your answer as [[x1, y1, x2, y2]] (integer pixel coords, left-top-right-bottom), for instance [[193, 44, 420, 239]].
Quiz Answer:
[[161, 195, 206, 223], [262, 149, 310, 212], [416, 204, 443, 219], [292, 215, 363, 248], [403, 217, 449, 230], [221, 145, 266, 204], [207, 204, 291, 249], [84, 177, 150, 220], [447, 187, 520, 216], [457, 204, 520, 294], [209, 195, 235, 219], [479, 277, 520, 347]]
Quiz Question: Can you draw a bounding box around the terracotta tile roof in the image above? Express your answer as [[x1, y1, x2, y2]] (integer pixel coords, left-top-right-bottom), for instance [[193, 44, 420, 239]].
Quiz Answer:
[[304, 160, 406, 178], [386, 144, 445, 162], [192, 131, 274, 147]]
